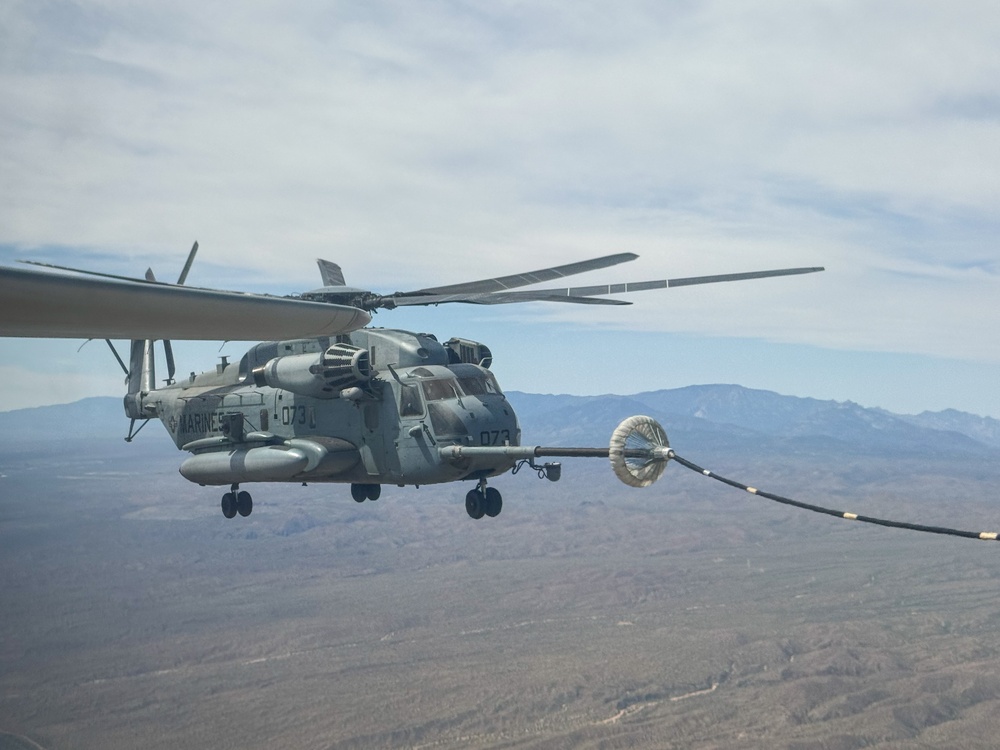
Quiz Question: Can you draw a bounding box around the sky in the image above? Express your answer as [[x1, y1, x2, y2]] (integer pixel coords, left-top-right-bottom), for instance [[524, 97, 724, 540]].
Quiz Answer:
[[1, 1, 1000, 418]]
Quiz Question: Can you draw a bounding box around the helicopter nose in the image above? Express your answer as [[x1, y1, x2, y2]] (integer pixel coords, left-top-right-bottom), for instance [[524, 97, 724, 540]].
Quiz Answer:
[[432, 400, 518, 448]]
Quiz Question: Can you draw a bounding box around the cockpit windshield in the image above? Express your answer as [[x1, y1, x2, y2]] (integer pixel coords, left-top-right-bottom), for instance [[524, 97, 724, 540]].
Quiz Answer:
[[457, 372, 501, 396], [420, 379, 459, 402], [457, 376, 487, 396], [398, 367, 501, 416]]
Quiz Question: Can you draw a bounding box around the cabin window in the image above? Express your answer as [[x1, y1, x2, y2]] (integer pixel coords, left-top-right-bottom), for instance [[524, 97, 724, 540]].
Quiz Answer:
[[260, 409, 269, 431]]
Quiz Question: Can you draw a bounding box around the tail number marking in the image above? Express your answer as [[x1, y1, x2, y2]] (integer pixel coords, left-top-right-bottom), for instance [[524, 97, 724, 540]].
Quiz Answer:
[[480, 429, 511, 446]]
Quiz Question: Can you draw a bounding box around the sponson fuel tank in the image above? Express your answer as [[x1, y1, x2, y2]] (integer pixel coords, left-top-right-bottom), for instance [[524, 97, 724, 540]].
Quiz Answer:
[[180, 438, 359, 485]]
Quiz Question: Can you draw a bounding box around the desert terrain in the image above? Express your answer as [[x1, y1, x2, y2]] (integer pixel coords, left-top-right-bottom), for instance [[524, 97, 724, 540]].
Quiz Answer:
[[3, 394, 1000, 748]]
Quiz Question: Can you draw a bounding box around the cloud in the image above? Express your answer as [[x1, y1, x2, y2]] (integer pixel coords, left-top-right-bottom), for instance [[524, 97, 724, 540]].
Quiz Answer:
[[2, 0, 999, 411]]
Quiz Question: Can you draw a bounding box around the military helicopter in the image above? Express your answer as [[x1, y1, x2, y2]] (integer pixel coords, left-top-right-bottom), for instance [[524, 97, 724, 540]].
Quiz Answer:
[[0, 246, 823, 521]]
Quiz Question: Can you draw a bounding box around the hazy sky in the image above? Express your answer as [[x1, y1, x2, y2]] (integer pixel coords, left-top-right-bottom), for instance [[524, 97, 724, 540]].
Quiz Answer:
[[2, 1, 1000, 418]]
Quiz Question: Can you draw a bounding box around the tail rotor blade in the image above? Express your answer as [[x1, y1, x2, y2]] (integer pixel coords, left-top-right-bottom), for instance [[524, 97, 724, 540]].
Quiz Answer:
[[177, 241, 198, 285], [105, 339, 130, 377], [163, 339, 176, 383]]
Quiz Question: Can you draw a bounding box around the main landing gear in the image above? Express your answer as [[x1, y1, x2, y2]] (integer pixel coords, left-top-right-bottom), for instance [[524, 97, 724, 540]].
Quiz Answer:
[[351, 483, 382, 503], [465, 479, 502, 520], [221, 484, 253, 519]]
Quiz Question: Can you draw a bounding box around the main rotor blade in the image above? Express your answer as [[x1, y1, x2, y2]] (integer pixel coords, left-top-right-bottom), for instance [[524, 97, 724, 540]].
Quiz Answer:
[[376, 266, 821, 307], [385, 291, 632, 307], [0, 266, 370, 340], [667, 266, 825, 287], [503, 266, 826, 298], [22, 259, 154, 284], [410, 252, 639, 296]]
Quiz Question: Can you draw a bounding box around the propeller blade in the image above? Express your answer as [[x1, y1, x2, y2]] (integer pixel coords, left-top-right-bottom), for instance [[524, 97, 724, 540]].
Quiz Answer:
[[0, 265, 371, 340], [409, 252, 639, 296], [499, 266, 826, 299]]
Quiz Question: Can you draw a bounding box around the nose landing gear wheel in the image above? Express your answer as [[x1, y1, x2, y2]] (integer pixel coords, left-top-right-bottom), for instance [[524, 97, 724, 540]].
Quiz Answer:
[[466, 486, 502, 519], [484, 487, 502, 517]]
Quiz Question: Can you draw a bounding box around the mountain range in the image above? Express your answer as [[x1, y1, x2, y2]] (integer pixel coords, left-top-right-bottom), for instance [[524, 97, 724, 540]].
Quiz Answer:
[[508, 385, 1000, 457], [1, 384, 998, 459]]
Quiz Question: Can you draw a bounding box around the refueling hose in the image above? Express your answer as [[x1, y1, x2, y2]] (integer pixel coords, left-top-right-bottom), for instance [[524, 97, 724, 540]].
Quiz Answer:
[[669, 451, 1000, 542]]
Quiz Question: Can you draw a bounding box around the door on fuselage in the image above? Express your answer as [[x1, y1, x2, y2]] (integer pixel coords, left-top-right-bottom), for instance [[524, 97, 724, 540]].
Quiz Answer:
[[391, 378, 437, 482]]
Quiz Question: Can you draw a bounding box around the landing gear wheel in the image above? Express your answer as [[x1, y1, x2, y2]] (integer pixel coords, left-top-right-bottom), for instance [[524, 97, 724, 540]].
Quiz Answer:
[[484, 487, 503, 517], [221, 492, 237, 519], [237, 491, 253, 517], [465, 489, 486, 520], [352, 483, 382, 502]]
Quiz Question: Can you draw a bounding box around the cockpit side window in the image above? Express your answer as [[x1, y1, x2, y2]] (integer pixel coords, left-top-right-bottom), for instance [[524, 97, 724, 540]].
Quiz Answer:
[[484, 371, 502, 394], [399, 383, 424, 417]]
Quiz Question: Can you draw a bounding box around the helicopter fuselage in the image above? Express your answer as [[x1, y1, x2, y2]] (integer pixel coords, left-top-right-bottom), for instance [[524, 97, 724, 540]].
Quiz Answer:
[[135, 329, 522, 492]]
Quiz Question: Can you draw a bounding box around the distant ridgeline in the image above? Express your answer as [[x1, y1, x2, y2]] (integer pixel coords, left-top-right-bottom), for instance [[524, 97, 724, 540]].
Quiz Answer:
[[504, 385, 1000, 458], [1, 386, 1000, 459], [0, 396, 175, 454]]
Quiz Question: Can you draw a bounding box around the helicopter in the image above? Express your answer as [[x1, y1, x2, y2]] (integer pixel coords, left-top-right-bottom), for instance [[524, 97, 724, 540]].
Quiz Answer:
[[0, 245, 823, 521]]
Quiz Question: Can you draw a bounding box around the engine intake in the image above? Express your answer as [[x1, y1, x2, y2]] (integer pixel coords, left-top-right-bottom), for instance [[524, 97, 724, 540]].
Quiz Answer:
[[252, 343, 371, 398]]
